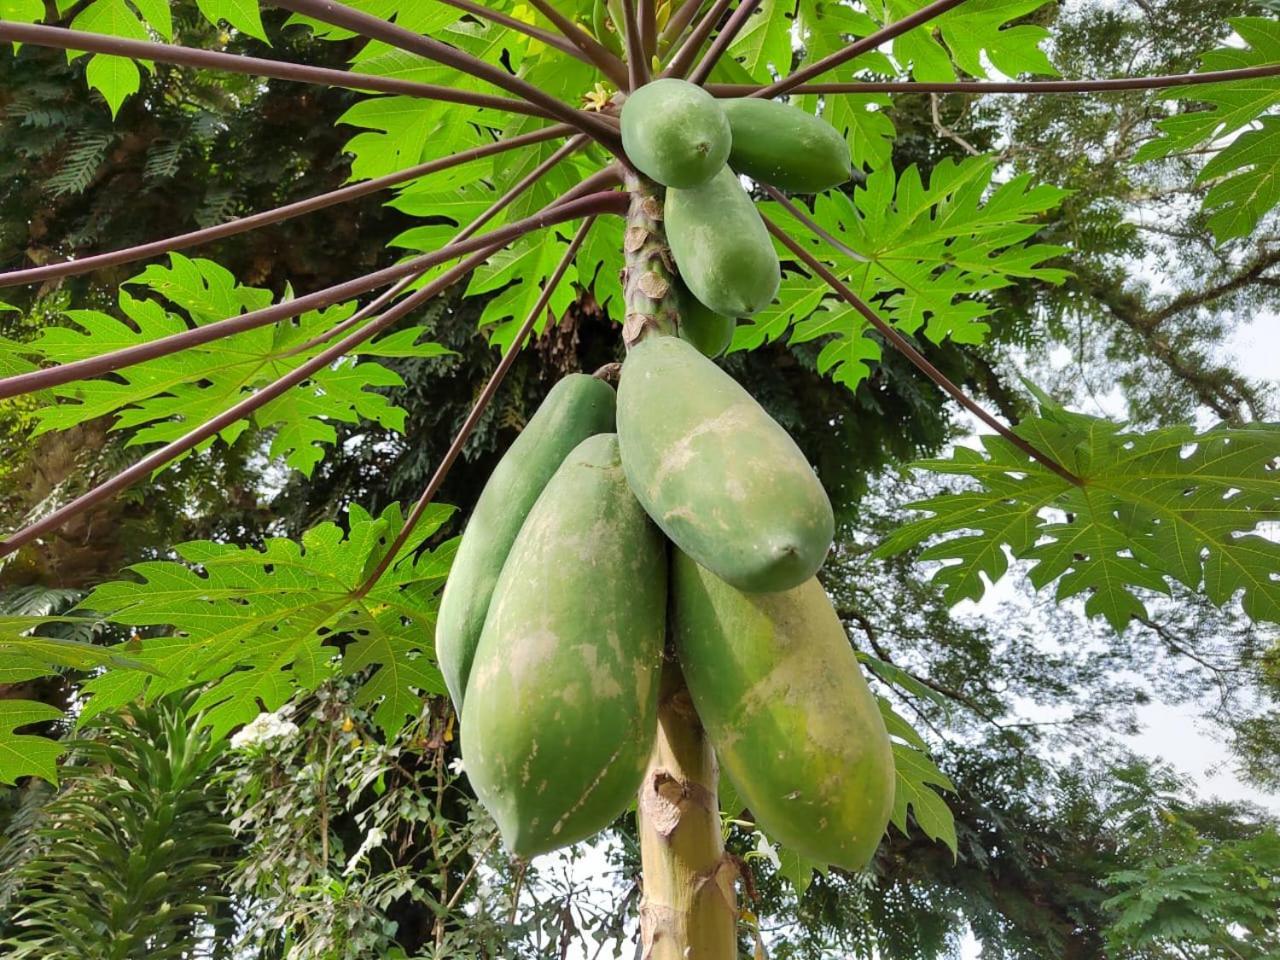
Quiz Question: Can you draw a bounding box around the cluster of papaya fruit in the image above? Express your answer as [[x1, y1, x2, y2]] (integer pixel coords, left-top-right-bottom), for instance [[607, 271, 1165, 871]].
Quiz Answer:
[[621, 78, 853, 346], [435, 80, 894, 872]]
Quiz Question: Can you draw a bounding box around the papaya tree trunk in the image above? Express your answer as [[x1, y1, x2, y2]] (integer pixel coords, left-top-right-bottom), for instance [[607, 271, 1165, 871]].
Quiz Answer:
[[622, 175, 739, 957], [638, 659, 738, 958], [621, 176, 680, 346]]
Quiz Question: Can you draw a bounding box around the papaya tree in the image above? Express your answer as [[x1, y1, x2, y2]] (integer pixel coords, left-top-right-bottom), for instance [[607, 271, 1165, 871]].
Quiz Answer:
[[0, 1, 1278, 957]]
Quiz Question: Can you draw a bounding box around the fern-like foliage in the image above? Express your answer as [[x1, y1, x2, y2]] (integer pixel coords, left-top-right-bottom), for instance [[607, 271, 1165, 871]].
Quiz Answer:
[[74, 501, 456, 742], [42, 131, 113, 197], [1134, 17, 1280, 243], [0, 697, 238, 959], [1104, 828, 1280, 958], [877, 394, 1280, 632], [13, 254, 450, 475]]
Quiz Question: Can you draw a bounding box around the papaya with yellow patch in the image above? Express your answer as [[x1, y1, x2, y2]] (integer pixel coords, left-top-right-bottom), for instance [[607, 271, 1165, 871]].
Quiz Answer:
[[461, 434, 665, 857], [721, 98, 851, 194], [617, 335, 832, 593], [671, 550, 894, 870], [437, 374, 616, 710], [665, 166, 780, 318]]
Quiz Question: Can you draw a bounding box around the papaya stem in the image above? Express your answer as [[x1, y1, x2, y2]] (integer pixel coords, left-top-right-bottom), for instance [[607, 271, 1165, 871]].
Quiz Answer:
[[271, 0, 623, 146], [0, 163, 619, 401], [431, 0, 589, 63], [621, 0, 652, 89], [660, 0, 734, 79], [686, 0, 762, 85], [708, 64, 1280, 96], [355, 215, 600, 595], [0, 124, 574, 290], [761, 212, 1084, 487], [522, 0, 632, 89], [638, 658, 738, 959], [0, 21, 558, 119], [752, 0, 969, 99], [622, 177, 682, 346], [0, 192, 621, 560]]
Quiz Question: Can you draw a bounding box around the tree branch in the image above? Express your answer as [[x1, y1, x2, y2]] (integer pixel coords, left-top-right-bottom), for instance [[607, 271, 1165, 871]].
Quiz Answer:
[[637, 0, 657, 62], [658, 0, 705, 49], [0, 191, 623, 559], [659, 0, 733, 79], [710, 63, 1280, 96], [620, 0, 650, 89], [279, 136, 598, 358], [761, 212, 1083, 486], [0, 21, 554, 118], [686, 0, 761, 85], [0, 125, 574, 288], [270, 0, 622, 146], [432, 0, 588, 61], [1146, 247, 1280, 329], [760, 185, 864, 261], [522, 0, 631, 88], [751, 0, 970, 99], [0, 185, 625, 400], [354, 216, 598, 595]]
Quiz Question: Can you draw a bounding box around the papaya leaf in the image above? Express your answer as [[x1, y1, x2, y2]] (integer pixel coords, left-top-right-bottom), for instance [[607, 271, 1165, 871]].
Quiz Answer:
[[889, 741, 958, 855], [739, 156, 1068, 389], [877, 402, 1280, 632], [0, 701, 65, 785], [1133, 17, 1280, 243], [194, 0, 268, 42], [74, 502, 456, 741], [0, 619, 155, 684], [66, 0, 151, 117], [12, 254, 449, 476]]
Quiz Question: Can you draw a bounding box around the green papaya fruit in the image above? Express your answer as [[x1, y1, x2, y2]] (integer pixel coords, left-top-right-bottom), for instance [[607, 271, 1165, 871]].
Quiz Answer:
[[665, 166, 780, 318], [620, 78, 731, 189], [461, 434, 666, 857], [671, 550, 894, 870], [721, 98, 851, 194], [677, 281, 735, 358], [617, 335, 833, 592], [436, 374, 616, 710]]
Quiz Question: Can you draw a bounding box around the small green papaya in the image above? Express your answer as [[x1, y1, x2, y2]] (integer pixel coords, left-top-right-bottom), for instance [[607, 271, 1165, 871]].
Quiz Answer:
[[621, 78, 731, 189], [665, 166, 780, 318], [617, 335, 833, 593], [721, 98, 851, 193], [461, 434, 665, 858], [436, 374, 616, 710], [677, 281, 735, 358], [672, 550, 894, 870]]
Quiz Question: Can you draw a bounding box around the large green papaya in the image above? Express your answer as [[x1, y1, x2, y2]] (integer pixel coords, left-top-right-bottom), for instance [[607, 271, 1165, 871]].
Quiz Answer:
[[461, 434, 665, 857], [665, 166, 780, 318], [721, 98, 851, 194], [436, 374, 616, 710], [671, 550, 894, 870], [677, 280, 735, 358], [617, 335, 832, 593], [621, 78, 731, 189]]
